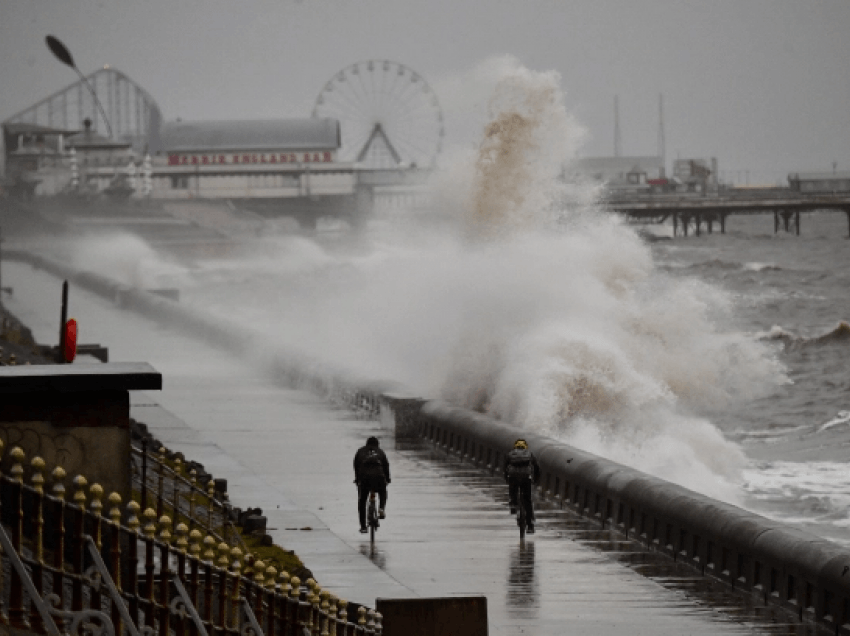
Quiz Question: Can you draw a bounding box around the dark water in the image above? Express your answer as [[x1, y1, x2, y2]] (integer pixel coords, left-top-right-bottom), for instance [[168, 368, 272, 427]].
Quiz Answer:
[[652, 211, 850, 545]]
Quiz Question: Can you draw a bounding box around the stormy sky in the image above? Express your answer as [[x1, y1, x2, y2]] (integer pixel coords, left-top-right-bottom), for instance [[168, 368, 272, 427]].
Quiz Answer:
[[1, 0, 848, 184]]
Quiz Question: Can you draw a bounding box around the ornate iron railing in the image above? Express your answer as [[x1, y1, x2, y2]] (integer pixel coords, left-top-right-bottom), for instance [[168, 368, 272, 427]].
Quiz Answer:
[[0, 440, 383, 636], [130, 443, 248, 553]]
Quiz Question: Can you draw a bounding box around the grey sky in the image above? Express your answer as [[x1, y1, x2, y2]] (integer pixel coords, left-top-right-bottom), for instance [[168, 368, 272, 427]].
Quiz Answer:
[[2, 0, 848, 184]]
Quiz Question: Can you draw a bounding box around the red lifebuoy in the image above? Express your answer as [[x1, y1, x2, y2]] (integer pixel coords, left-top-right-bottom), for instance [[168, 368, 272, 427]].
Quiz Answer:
[[63, 318, 77, 363]]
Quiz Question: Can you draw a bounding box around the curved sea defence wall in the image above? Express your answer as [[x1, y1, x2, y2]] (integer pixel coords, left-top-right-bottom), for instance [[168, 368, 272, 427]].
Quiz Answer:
[[383, 397, 850, 634], [9, 249, 850, 634], [6, 249, 396, 405]]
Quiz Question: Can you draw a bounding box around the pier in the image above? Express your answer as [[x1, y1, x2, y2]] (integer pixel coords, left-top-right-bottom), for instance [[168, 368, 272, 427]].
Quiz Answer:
[[607, 189, 850, 237]]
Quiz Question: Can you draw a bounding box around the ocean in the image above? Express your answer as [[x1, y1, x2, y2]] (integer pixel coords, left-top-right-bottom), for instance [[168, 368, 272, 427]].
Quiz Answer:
[[654, 212, 850, 546], [29, 61, 850, 548]]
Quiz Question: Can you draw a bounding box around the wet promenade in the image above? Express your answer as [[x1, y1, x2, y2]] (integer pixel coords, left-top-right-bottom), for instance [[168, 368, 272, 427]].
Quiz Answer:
[[1, 259, 819, 635]]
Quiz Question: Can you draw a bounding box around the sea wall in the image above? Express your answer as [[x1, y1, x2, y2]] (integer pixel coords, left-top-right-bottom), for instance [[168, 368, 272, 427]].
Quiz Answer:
[[381, 397, 850, 634], [9, 249, 850, 634], [5, 249, 399, 410]]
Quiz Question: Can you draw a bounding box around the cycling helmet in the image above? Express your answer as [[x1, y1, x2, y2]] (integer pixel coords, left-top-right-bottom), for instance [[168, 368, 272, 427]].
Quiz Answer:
[[514, 439, 528, 450]]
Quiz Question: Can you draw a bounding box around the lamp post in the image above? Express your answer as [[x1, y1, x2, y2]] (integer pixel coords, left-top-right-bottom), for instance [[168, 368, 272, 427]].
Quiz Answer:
[[45, 35, 113, 138]]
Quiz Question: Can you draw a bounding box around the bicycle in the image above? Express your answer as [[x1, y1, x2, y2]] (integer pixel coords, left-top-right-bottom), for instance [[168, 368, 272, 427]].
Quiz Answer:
[[367, 489, 380, 544], [515, 493, 530, 539], [357, 482, 381, 544]]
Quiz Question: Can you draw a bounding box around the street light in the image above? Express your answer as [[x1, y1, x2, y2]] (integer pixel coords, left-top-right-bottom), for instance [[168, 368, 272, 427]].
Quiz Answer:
[[45, 35, 113, 138]]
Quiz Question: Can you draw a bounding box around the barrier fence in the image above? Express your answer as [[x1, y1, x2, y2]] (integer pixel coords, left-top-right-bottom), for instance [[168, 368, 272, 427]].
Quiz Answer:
[[0, 439, 383, 636], [130, 443, 244, 553]]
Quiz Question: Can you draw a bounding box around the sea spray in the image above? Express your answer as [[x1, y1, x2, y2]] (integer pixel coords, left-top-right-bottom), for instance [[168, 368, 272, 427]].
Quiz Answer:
[[55, 58, 785, 504], [64, 231, 190, 290]]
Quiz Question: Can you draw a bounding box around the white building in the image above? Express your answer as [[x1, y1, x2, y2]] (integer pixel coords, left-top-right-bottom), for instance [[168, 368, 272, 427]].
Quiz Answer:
[[149, 118, 356, 200], [570, 156, 665, 193]]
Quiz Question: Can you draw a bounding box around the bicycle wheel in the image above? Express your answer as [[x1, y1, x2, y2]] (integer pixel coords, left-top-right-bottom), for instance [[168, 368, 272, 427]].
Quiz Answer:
[[517, 504, 526, 539], [368, 493, 378, 544]]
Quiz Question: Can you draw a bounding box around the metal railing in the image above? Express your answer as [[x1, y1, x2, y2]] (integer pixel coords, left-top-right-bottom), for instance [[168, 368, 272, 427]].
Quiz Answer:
[[130, 442, 246, 552], [0, 440, 383, 636]]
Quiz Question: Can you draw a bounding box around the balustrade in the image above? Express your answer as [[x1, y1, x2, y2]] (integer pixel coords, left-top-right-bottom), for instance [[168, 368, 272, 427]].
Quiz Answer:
[[0, 439, 382, 636]]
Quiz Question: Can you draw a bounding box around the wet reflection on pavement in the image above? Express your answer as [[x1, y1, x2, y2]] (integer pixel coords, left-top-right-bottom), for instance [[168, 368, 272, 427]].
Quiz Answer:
[[360, 543, 388, 570], [506, 540, 537, 620]]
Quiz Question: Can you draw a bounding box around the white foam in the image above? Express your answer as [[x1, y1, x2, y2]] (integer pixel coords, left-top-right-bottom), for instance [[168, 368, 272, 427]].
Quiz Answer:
[[57, 58, 789, 506], [818, 410, 850, 433], [64, 231, 190, 289], [743, 262, 780, 272]]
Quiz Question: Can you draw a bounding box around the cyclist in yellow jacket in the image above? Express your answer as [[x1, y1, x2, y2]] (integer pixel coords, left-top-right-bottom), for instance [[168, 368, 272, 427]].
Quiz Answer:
[[503, 439, 540, 534]]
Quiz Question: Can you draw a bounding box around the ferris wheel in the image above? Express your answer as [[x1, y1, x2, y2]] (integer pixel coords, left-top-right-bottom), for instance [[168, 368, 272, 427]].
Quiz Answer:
[[312, 60, 444, 170]]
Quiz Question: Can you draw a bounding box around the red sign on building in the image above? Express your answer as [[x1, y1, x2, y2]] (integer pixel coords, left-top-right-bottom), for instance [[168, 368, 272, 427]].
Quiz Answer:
[[167, 151, 334, 167]]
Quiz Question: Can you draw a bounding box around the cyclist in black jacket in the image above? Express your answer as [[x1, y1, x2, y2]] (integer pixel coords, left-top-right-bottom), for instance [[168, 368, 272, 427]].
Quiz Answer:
[[353, 436, 391, 534], [504, 439, 540, 534]]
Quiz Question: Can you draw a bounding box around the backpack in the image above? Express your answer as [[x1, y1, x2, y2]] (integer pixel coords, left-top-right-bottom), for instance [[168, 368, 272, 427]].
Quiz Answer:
[[362, 448, 383, 468], [506, 448, 534, 479]]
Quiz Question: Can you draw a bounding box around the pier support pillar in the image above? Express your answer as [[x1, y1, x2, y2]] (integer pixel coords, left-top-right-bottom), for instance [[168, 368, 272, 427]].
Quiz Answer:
[[672, 213, 678, 237], [695, 214, 701, 237], [720, 213, 727, 234], [795, 211, 800, 236], [781, 210, 793, 233], [774, 210, 779, 234]]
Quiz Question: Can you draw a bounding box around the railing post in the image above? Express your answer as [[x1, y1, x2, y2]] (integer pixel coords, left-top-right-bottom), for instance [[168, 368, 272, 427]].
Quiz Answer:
[[207, 478, 215, 534], [159, 515, 174, 636], [188, 529, 203, 636], [251, 560, 266, 631], [51, 466, 67, 624], [189, 469, 198, 532], [200, 535, 215, 635], [127, 500, 142, 628], [264, 565, 277, 636], [320, 590, 331, 636], [229, 547, 243, 634], [108, 492, 124, 636], [71, 475, 88, 615], [29, 456, 47, 633], [141, 439, 149, 509], [217, 542, 230, 631], [289, 576, 303, 636], [307, 579, 319, 635], [7, 446, 28, 629], [157, 447, 166, 518], [173, 457, 183, 522], [278, 571, 292, 636], [327, 595, 338, 636], [143, 507, 158, 630], [357, 606, 367, 633], [175, 522, 189, 636], [337, 599, 348, 636]]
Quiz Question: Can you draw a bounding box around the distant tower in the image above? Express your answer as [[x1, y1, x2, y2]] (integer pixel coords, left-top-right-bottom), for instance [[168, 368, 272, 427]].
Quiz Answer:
[[614, 95, 622, 157], [657, 94, 666, 177]]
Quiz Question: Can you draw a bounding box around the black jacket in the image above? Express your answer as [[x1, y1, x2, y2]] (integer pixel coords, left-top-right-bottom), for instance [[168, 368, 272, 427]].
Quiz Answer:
[[504, 448, 540, 483], [354, 444, 391, 482]]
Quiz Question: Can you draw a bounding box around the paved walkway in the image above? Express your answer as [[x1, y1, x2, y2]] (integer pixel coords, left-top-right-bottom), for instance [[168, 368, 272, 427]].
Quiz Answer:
[[2, 258, 802, 635]]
